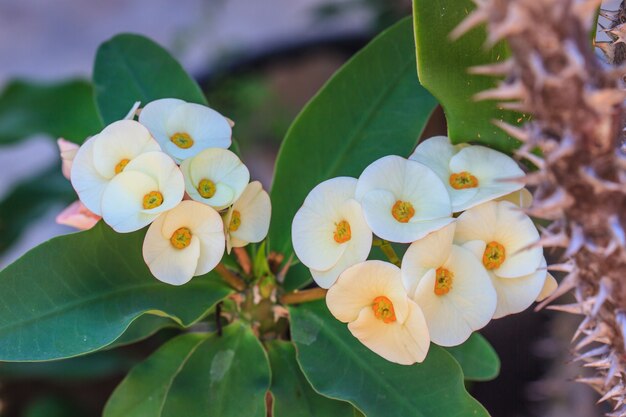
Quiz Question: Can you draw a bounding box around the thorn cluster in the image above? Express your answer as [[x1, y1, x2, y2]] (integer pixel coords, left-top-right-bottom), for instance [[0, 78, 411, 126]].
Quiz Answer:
[[454, 0, 626, 414]]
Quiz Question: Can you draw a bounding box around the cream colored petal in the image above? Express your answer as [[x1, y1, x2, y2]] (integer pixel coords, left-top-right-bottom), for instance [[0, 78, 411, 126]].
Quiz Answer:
[[408, 136, 457, 182], [348, 303, 430, 365], [413, 245, 496, 347], [459, 240, 487, 261], [57, 138, 79, 180], [123, 101, 141, 120], [101, 171, 159, 233], [92, 120, 160, 179], [355, 155, 409, 200], [400, 161, 452, 221], [300, 177, 358, 221], [492, 259, 548, 319], [453, 201, 499, 244], [230, 181, 271, 245], [138, 98, 185, 146], [493, 201, 542, 278], [310, 199, 372, 288], [70, 136, 107, 215], [361, 189, 453, 243], [326, 260, 408, 323], [401, 223, 455, 295], [143, 216, 201, 286], [450, 145, 524, 186], [496, 188, 533, 209], [536, 273, 557, 302]]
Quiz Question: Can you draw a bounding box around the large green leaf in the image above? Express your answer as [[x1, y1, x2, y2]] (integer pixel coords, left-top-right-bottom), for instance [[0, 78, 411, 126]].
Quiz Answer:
[[413, 0, 522, 152], [0, 222, 232, 361], [0, 167, 75, 253], [269, 17, 438, 266], [266, 340, 352, 417], [93, 34, 207, 125], [290, 301, 490, 417], [445, 333, 500, 382], [104, 323, 270, 417], [0, 79, 102, 145]]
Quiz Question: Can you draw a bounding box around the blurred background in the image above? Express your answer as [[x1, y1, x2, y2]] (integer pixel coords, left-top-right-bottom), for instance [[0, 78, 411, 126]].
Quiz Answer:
[[0, 0, 618, 416]]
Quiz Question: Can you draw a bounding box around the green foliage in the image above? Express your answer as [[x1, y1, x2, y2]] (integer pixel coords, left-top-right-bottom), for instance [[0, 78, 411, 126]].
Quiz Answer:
[[104, 323, 271, 417], [290, 301, 490, 417], [413, 0, 522, 152], [445, 333, 500, 382], [269, 17, 438, 278], [93, 34, 207, 125], [0, 79, 102, 145], [0, 167, 75, 253], [0, 222, 232, 361], [266, 340, 353, 417]]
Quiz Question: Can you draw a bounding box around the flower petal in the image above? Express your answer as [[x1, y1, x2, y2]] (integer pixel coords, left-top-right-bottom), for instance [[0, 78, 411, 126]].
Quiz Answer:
[[492, 258, 548, 319], [413, 245, 496, 346], [70, 136, 108, 215], [138, 98, 185, 146], [453, 201, 499, 244], [101, 171, 159, 232], [143, 213, 201, 285], [348, 301, 430, 365], [55, 200, 100, 230], [401, 223, 456, 296], [536, 273, 557, 302], [326, 260, 408, 323], [229, 181, 271, 246], [57, 138, 79, 180], [495, 188, 533, 208]]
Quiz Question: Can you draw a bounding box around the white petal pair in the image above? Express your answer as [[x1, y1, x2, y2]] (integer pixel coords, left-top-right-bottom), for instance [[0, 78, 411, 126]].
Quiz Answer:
[[292, 177, 372, 288], [143, 201, 225, 285], [224, 181, 271, 253], [327, 260, 430, 365], [180, 148, 249, 210], [139, 98, 232, 163], [355, 155, 453, 243], [401, 223, 497, 347], [71, 120, 161, 216], [409, 136, 524, 212], [454, 201, 547, 318]]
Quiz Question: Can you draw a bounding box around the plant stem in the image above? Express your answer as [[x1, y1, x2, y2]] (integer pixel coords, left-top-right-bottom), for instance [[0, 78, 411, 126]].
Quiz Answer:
[[215, 263, 247, 291], [280, 288, 328, 305], [373, 238, 401, 267]]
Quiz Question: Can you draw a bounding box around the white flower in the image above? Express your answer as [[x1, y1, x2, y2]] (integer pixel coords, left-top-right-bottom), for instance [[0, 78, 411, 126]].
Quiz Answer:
[[180, 148, 249, 210], [101, 151, 184, 233], [70, 120, 161, 215], [143, 200, 225, 285], [292, 177, 372, 288], [496, 188, 533, 208], [354, 155, 452, 243], [224, 181, 271, 253], [409, 136, 524, 212], [326, 260, 430, 365], [138, 98, 231, 163], [401, 223, 496, 347], [536, 273, 558, 302], [454, 201, 546, 318]]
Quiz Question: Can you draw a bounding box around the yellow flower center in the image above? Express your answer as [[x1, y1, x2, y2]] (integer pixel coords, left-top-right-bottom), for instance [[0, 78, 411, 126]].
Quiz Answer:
[[143, 191, 164, 209], [229, 210, 242, 231], [170, 227, 192, 249], [391, 200, 415, 223], [170, 132, 194, 149], [372, 296, 397, 323], [434, 267, 454, 296], [333, 220, 351, 244], [197, 179, 217, 199], [114, 158, 130, 174], [483, 241, 506, 270], [449, 171, 479, 190]]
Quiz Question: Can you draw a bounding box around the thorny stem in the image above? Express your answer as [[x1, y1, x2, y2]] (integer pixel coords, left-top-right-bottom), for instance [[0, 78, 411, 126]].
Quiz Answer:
[[373, 238, 401, 267], [280, 288, 328, 305], [214, 263, 247, 292]]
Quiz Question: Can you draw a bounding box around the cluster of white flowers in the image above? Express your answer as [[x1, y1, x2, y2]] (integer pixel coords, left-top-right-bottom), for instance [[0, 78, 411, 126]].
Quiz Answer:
[[292, 136, 557, 365], [58, 99, 271, 286]]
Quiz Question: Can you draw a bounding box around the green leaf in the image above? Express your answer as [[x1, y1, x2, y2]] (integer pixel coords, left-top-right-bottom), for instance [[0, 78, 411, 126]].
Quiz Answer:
[[104, 323, 271, 417], [106, 314, 180, 349], [269, 17, 438, 271], [290, 301, 490, 417], [266, 340, 352, 417], [0, 167, 75, 253], [413, 0, 523, 152], [0, 79, 102, 145], [93, 34, 207, 125], [445, 333, 500, 382], [0, 222, 232, 361]]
